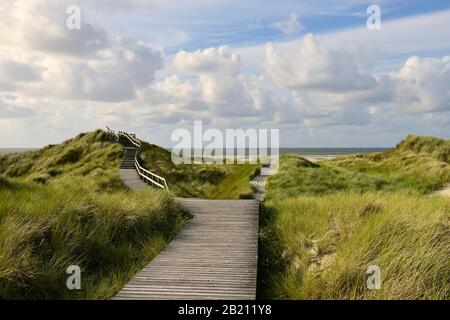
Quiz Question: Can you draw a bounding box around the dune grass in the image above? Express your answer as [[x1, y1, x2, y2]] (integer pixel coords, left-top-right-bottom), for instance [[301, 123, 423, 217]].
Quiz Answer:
[[260, 192, 449, 299], [139, 141, 260, 199], [0, 177, 187, 299], [0, 130, 190, 299], [0, 129, 260, 199], [0, 130, 123, 189], [0, 129, 260, 299], [326, 135, 449, 194], [267, 135, 449, 201], [259, 135, 450, 300]]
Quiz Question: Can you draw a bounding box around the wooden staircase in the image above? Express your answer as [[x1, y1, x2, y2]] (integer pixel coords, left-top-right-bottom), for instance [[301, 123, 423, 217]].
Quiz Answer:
[[119, 136, 138, 169], [110, 129, 169, 190], [108, 127, 260, 300]]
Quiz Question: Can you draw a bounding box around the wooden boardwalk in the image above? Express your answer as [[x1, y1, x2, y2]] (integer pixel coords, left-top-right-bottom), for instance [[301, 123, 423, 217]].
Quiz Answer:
[[119, 168, 148, 190], [114, 134, 261, 300], [115, 198, 259, 300]]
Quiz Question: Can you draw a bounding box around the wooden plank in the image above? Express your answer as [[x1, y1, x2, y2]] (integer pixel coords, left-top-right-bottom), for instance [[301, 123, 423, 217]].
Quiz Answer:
[[119, 168, 148, 190], [114, 198, 259, 300]]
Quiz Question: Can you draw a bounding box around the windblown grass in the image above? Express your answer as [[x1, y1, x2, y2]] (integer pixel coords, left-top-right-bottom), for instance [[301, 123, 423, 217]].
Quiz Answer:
[[0, 130, 123, 190], [140, 141, 260, 199], [0, 176, 187, 299], [260, 192, 449, 299], [0, 129, 260, 198], [259, 135, 450, 300], [267, 136, 449, 200], [0, 130, 187, 299], [0, 129, 259, 299], [326, 135, 450, 194]]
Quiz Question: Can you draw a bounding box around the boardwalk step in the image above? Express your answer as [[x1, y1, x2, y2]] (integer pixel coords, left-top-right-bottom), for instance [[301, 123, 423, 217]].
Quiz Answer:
[[115, 199, 259, 300]]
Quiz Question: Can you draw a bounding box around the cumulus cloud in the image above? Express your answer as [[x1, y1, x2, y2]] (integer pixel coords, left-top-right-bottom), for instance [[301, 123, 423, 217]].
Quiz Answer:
[[27, 38, 163, 102], [390, 56, 450, 113], [151, 46, 294, 122], [0, 1, 449, 147], [0, 1, 110, 57], [0, 60, 41, 83], [146, 40, 450, 128], [174, 46, 240, 76], [173, 46, 266, 117], [259, 33, 450, 131], [272, 13, 304, 35], [320, 55, 450, 116], [136, 75, 208, 124], [0, 0, 163, 102], [264, 34, 376, 92]]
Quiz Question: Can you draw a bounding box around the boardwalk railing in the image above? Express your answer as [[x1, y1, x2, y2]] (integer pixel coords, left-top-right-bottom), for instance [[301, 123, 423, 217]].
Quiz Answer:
[[108, 127, 169, 190]]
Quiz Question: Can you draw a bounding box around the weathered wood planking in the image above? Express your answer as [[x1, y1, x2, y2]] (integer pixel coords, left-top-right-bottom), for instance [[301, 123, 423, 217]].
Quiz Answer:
[[114, 198, 259, 300], [119, 168, 148, 190]]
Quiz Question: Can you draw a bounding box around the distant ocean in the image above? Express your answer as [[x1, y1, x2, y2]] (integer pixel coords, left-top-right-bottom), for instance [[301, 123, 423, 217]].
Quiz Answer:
[[170, 148, 391, 159], [0, 147, 390, 157], [279, 148, 390, 156]]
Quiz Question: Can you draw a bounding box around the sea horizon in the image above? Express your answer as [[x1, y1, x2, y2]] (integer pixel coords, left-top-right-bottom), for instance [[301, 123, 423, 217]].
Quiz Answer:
[[0, 147, 390, 156], [166, 147, 390, 156]]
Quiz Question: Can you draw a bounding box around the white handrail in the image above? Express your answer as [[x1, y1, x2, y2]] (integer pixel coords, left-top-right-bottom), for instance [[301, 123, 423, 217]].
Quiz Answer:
[[106, 126, 119, 141], [115, 129, 169, 190]]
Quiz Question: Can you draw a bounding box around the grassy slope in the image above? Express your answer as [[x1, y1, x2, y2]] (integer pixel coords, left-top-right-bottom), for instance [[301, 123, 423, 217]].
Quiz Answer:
[[140, 141, 260, 199], [259, 135, 450, 300], [0, 178, 185, 299], [0, 130, 124, 190], [326, 135, 450, 194], [0, 130, 188, 299], [0, 129, 259, 299]]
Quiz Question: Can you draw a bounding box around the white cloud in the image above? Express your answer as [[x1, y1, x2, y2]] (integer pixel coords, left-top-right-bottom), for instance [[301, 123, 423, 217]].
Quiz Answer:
[[272, 13, 304, 35], [390, 56, 450, 113], [321, 9, 450, 57], [235, 9, 450, 76], [0, 1, 449, 147], [0, 1, 110, 57], [0, 1, 163, 102], [264, 34, 376, 92], [0, 59, 42, 92], [174, 46, 240, 75], [173, 46, 261, 117]]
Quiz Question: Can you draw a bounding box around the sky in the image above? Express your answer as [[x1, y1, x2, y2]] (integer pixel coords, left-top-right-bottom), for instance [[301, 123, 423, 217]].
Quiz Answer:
[[0, 0, 449, 148]]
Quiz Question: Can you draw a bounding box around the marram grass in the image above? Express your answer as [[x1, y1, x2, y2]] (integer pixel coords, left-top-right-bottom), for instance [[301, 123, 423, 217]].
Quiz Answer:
[[259, 135, 450, 300], [0, 177, 187, 299], [260, 192, 449, 299], [0, 129, 259, 299]]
